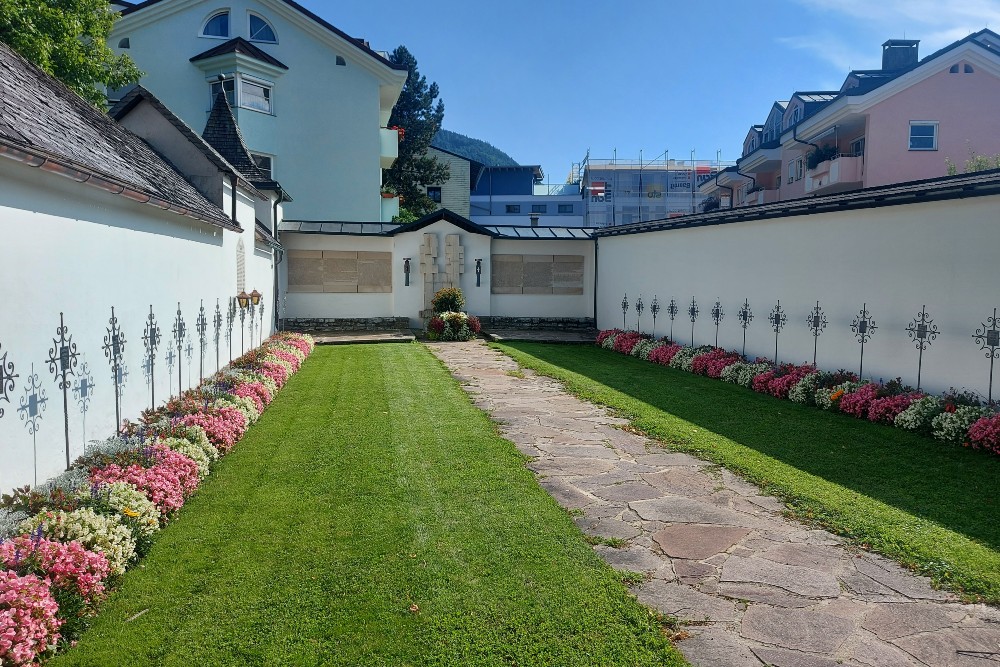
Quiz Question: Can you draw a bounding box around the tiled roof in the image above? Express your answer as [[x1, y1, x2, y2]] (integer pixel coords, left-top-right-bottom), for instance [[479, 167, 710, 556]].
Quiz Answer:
[[120, 0, 407, 71], [0, 40, 235, 229], [278, 212, 597, 239], [190, 37, 288, 70], [202, 92, 265, 182]]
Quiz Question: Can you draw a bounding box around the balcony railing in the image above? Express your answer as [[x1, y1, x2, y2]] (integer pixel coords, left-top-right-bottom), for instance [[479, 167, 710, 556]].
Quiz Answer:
[[805, 154, 864, 194], [738, 188, 779, 207], [380, 193, 399, 222], [379, 128, 399, 169]]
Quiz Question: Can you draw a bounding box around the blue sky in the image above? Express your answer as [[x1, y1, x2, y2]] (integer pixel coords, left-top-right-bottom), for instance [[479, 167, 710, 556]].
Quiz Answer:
[[301, 0, 998, 182]]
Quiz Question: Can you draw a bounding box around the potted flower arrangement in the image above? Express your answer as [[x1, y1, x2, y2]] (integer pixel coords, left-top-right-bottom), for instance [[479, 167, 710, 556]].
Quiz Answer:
[[426, 287, 481, 341]]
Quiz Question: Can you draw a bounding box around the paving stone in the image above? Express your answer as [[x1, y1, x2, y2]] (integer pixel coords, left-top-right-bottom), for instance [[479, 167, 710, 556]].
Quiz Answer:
[[635, 579, 741, 622], [750, 646, 844, 667], [746, 494, 787, 512], [651, 524, 751, 560], [680, 626, 764, 667], [632, 452, 706, 467], [536, 478, 596, 509], [892, 627, 1000, 666], [741, 606, 854, 653], [761, 543, 843, 573], [630, 496, 766, 527], [590, 481, 664, 503], [673, 559, 718, 584], [528, 457, 617, 477], [575, 517, 641, 541], [722, 556, 841, 598], [537, 444, 620, 459], [641, 468, 718, 496], [838, 570, 911, 602], [853, 556, 955, 601], [722, 469, 763, 497], [848, 632, 922, 667], [593, 545, 664, 573], [718, 582, 816, 608], [862, 603, 960, 640]]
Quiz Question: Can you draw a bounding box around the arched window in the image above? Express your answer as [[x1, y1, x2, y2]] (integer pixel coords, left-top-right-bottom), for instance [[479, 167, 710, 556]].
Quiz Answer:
[[202, 11, 230, 38], [965, 63, 974, 73], [249, 14, 277, 42], [335, 55, 346, 66], [950, 64, 960, 73]]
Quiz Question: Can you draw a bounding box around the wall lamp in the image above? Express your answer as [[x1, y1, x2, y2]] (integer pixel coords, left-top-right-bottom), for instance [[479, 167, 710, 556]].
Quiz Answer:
[[475, 258, 482, 287], [403, 258, 411, 286]]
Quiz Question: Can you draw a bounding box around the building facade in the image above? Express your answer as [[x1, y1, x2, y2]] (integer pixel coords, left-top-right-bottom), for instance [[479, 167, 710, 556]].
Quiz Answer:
[[702, 30, 1000, 208], [109, 0, 406, 222], [470, 166, 585, 227]]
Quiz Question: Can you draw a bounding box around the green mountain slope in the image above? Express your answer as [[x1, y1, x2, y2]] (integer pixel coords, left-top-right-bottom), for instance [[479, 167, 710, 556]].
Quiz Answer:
[[432, 129, 519, 166]]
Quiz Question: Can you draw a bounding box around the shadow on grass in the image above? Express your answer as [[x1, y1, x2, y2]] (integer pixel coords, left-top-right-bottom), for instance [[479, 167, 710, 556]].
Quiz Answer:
[[501, 342, 1000, 551]]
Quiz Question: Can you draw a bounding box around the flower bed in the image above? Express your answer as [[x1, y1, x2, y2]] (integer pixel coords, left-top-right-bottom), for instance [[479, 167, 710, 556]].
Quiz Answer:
[[0, 332, 314, 664], [595, 329, 995, 456]]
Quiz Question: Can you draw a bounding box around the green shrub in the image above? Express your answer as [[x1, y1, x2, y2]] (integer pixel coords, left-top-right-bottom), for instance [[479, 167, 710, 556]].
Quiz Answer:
[[431, 287, 465, 313]]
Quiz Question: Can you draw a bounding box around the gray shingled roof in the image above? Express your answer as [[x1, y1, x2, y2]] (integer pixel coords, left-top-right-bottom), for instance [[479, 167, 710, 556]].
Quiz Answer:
[[202, 92, 265, 182], [190, 37, 289, 70], [0, 40, 234, 229]]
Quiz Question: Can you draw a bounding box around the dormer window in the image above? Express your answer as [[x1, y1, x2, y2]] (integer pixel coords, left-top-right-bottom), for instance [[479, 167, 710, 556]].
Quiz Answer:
[[202, 11, 230, 38], [249, 14, 277, 43]]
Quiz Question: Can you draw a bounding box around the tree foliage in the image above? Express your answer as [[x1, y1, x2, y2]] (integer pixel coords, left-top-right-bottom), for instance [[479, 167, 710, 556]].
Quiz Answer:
[[384, 45, 449, 217], [0, 0, 142, 106], [433, 129, 519, 167]]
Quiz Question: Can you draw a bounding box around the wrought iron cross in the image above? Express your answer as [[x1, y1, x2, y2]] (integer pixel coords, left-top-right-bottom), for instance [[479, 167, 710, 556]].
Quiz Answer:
[[737, 299, 754, 359], [239, 299, 247, 354], [173, 303, 186, 397], [226, 297, 236, 362], [711, 300, 724, 348], [72, 358, 95, 446], [259, 300, 266, 345], [248, 302, 257, 350], [142, 305, 161, 410], [184, 333, 194, 389], [851, 303, 877, 378], [667, 298, 679, 342], [905, 305, 938, 391], [0, 341, 18, 419], [17, 364, 47, 485], [769, 300, 787, 366], [650, 296, 660, 338], [46, 312, 79, 469], [214, 299, 223, 373], [806, 301, 827, 366], [102, 307, 126, 432], [972, 307, 1000, 404], [621, 293, 629, 330], [688, 297, 699, 347], [635, 295, 644, 332], [196, 300, 208, 382]]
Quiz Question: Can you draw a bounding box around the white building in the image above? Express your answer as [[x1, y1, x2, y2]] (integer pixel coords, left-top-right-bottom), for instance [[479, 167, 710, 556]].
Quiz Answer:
[[109, 0, 407, 222]]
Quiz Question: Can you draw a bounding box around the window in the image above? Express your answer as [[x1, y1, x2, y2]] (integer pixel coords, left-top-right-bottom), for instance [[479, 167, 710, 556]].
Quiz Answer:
[[210, 77, 235, 106], [796, 157, 804, 180], [336, 56, 346, 66], [251, 153, 272, 180], [117, 37, 130, 49], [202, 11, 230, 38], [249, 14, 277, 42], [950, 64, 960, 73], [909, 122, 938, 150], [965, 63, 974, 73], [787, 161, 795, 184], [558, 204, 573, 214], [241, 79, 271, 113], [531, 204, 547, 213], [427, 186, 442, 203], [505, 204, 520, 214], [850, 136, 866, 157]]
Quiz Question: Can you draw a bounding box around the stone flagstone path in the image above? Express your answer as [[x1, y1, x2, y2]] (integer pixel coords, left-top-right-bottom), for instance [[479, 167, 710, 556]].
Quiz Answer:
[[428, 340, 1000, 667]]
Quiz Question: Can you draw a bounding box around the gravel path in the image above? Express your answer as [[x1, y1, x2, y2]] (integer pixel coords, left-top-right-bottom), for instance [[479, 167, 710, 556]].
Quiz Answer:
[[428, 340, 1000, 667]]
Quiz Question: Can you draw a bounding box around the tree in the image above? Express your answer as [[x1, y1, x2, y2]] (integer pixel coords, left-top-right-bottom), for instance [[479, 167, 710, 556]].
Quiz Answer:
[[0, 0, 142, 106], [384, 46, 449, 218]]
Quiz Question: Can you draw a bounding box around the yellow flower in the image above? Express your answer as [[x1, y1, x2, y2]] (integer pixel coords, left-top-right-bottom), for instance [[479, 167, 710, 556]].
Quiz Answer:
[[122, 507, 139, 518]]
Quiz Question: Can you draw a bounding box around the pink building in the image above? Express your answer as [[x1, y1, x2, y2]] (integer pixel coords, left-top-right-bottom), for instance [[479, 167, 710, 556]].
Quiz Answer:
[[702, 30, 1000, 208]]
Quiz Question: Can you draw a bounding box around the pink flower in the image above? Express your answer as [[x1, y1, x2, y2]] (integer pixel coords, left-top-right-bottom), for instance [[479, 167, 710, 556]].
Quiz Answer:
[[234, 382, 270, 413], [752, 364, 814, 399], [0, 570, 61, 666], [269, 349, 301, 372], [648, 344, 683, 366], [178, 412, 243, 453], [0, 537, 110, 604], [840, 383, 879, 418], [868, 393, 923, 424], [968, 414, 1000, 455], [596, 329, 622, 345], [612, 332, 646, 355], [89, 444, 199, 517], [690, 348, 744, 378]]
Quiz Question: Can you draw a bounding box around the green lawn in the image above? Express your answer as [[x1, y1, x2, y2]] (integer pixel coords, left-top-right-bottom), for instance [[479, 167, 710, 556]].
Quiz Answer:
[[495, 342, 1000, 604], [53, 344, 686, 667]]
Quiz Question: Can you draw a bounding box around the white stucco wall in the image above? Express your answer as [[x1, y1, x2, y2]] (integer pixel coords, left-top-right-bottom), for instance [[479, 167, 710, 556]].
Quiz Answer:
[[0, 158, 273, 492], [596, 194, 1000, 396], [490, 239, 595, 318], [110, 0, 404, 222]]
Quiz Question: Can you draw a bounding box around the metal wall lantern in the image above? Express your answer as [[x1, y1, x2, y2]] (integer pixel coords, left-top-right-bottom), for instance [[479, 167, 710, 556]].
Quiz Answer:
[[905, 304, 938, 391], [737, 298, 753, 359], [806, 301, 827, 366], [237, 291, 250, 310], [972, 307, 1000, 404], [851, 303, 877, 377], [688, 297, 699, 347], [250, 289, 262, 306], [403, 258, 411, 287], [475, 258, 482, 287], [635, 295, 644, 332], [711, 299, 724, 348]]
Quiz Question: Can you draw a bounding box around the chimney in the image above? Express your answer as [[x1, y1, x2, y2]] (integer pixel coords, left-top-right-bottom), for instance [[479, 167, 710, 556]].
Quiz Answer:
[[529, 214, 539, 227], [882, 39, 919, 71]]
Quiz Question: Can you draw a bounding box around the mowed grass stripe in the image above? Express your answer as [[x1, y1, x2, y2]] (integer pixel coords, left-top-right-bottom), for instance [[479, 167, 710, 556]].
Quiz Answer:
[[53, 344, 686, 666], [494, 342, 1000, 604]]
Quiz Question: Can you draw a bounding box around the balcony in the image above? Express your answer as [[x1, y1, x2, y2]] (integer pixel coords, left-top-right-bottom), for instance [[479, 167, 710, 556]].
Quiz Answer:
[[805, 155, 864, 195], [380, 194, 399, 222], [380, 127, 399, 169], [738, 145, 782, 174], [739, 188, 779, 207]]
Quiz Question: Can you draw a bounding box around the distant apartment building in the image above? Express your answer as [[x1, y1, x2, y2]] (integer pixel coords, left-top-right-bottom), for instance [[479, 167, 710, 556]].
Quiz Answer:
[[702, 30, 1000, 208], [419, 146, 484, 218], [470, 165, 585, 226], [582, 158, 727, 226]]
